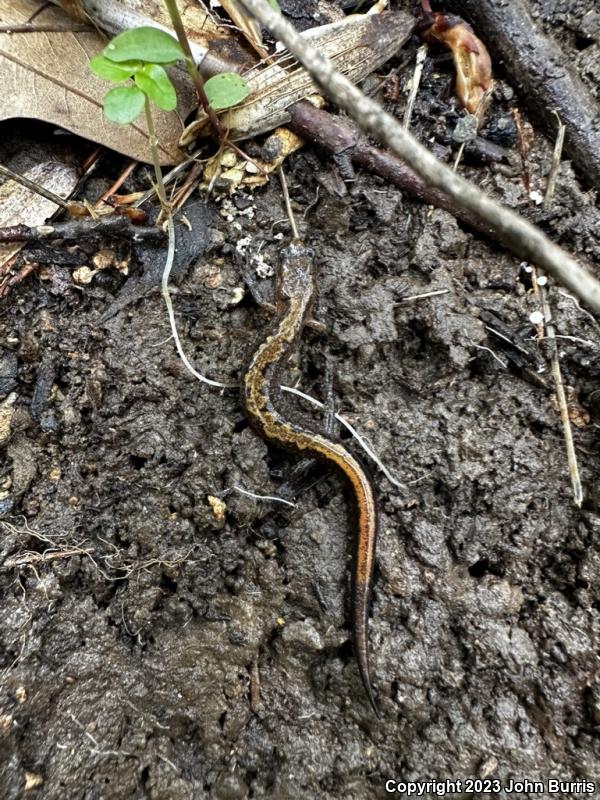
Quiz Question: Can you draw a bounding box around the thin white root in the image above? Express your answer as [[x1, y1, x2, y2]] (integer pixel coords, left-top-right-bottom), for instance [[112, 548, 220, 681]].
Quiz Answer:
[[162, 215, 237, 389], [281, 385, 406, 490]]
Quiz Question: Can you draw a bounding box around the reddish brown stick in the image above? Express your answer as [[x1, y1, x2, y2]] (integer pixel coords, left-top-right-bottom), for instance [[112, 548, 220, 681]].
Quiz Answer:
[[287, 101, 496, 238]]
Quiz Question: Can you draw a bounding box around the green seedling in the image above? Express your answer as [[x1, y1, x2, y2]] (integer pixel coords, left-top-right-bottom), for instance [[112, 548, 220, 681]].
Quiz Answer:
[[90, 25, 251, 205]]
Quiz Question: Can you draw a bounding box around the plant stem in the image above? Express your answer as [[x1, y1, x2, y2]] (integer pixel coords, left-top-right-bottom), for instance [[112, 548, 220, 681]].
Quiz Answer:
[[162, 0, 225, 140], [144, 97, 169, 210]]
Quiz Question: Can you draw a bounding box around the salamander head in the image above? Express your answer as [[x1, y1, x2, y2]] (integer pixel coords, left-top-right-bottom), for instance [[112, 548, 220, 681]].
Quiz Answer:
[[280, 241, 315, 300]]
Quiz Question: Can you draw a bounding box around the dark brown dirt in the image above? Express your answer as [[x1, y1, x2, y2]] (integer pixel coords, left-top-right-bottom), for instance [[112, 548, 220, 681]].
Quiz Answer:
[[1, 1, 600, 798]]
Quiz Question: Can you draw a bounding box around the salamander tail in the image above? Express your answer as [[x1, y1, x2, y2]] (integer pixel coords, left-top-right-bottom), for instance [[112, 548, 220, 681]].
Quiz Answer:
[[353, 582, 380, 718]]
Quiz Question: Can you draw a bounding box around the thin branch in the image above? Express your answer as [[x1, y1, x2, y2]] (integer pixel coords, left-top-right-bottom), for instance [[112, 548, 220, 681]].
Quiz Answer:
[[0, 218, 164, 243], [403, 44, 428, 130], [236, 0, 600, 315], [534, 272, 583, 507], [278, 166, 299, 240], [544, 112, 566, 209]]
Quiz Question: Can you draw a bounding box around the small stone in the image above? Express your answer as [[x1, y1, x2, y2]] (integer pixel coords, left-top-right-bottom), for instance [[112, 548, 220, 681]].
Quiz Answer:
[[282, 620, 324, 651], [15, 686, 27, 704], [529, 311, 544, 325], [227, 287, 245, 306], [208, 495, 226, 522], [92, 248, 115, 271], [213, 773, 248, 800], [453, 114, 478, 143], [24, 772, 43, 791], [73, 266, 95, 285], [203, 265, 223, 289], [221, 150, 237, 169], [529, 190, 544, 205], [479, 756, 499, 778]]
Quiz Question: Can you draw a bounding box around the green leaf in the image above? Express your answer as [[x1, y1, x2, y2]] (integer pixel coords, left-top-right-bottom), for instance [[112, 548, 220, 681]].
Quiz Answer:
[[89, 55, 142, 82], [103, 26, 183, 64], [267, 0, 280, 9], [103, 86, 146, 124], [204, 72, 250, 111], [134, 64, 177, 111]]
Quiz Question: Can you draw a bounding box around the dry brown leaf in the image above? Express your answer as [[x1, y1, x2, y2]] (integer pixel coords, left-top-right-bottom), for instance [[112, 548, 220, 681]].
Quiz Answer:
[[0, 0, 196, 164], [219, 0, 269, 60], [0, 160, 79, 270], [180, 11, 413, 142]]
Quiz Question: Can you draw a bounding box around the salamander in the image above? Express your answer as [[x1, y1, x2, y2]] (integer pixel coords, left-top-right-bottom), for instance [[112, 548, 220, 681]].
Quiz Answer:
[[241, 240, 379, 716]]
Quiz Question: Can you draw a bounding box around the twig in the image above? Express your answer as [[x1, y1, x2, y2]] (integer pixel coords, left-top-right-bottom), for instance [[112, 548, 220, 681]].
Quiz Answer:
[[288, 101, 496, 240], [403, 44, 427, 130], [544, 112, 566, 209], [0, 24, 90, 33], [511, 108, 531, 193], [235, 0, 600, 315], [133, 149, 205, 207], [278, 166, 299, 240], [0, 218, 164, 243], [399, 288, 449, 302], [96, 160, 138, 206], [533, 272, 583, 507], [250, 657, 261, 712]]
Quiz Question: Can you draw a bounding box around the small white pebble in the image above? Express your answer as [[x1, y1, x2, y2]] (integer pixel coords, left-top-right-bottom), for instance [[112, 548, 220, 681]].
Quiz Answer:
[[529, 311, 544, 325], [228, 287, 245, 306], [235, 236, 252, 255], [73, 266, 95, 285], [529, 190, 544, 205], [537, 275, 548, 286]]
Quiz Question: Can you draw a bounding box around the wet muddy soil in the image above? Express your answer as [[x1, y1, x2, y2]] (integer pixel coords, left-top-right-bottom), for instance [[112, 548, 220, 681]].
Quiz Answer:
[[1, 1, 600, 798]]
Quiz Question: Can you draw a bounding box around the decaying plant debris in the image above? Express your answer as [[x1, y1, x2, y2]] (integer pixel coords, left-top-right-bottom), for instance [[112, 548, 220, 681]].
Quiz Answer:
[[1, 0, 600, 798]]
